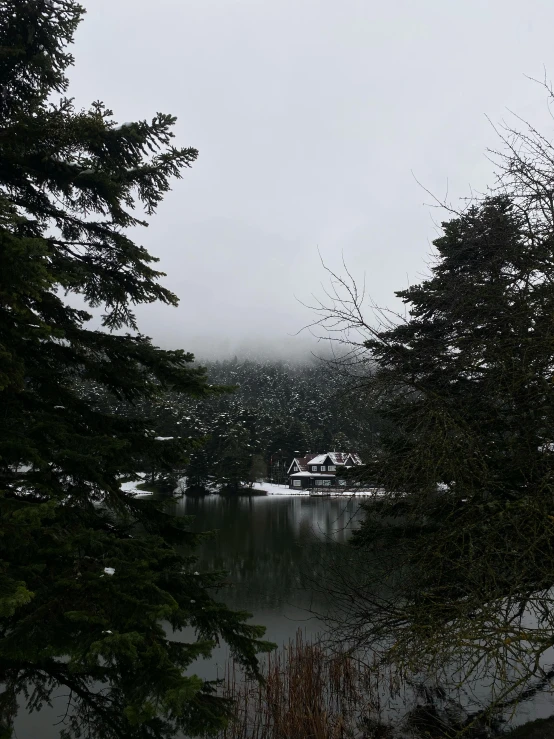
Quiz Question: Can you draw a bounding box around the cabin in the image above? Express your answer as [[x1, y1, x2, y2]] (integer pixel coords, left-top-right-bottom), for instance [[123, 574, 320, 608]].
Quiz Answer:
[[287, 452, 363, 489]]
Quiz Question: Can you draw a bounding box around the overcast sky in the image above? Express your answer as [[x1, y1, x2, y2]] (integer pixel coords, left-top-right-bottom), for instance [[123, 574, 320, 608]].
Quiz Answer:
[[68, 0, 554, 359]]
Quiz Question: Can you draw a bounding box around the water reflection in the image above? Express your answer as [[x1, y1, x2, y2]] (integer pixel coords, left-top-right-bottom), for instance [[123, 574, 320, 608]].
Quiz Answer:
[[14, 493, 552, 736], [13, 494, 364, 738], [178, 494, 363, 635]]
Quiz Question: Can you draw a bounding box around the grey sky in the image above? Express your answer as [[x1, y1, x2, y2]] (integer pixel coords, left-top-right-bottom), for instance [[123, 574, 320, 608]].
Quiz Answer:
[[68, 0, 554, 358]]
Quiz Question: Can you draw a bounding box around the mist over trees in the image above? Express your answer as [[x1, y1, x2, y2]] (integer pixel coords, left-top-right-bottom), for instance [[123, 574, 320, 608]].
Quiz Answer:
[[84, 357, 381, 493]]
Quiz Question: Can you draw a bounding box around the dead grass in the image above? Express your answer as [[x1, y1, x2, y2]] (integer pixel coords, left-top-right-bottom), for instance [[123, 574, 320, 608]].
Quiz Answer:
[[216, 631, 389, 739], [214, 631, 527, 738]]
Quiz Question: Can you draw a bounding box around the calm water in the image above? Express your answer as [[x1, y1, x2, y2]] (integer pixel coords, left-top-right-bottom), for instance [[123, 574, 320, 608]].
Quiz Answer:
[[172, 493, 364, 681], [15, 494, 554, 735], [185, 493, 362, 611], [14, 493, 364, 737], [174, 495, 554, 731]]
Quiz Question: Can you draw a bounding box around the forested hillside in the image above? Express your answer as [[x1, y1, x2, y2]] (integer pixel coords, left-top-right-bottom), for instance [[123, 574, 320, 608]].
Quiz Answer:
[[85, 357, 380, 492]]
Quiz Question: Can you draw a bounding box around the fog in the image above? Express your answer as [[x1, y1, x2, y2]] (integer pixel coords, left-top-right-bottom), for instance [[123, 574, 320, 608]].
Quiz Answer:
[[68, 0, 554, 359]]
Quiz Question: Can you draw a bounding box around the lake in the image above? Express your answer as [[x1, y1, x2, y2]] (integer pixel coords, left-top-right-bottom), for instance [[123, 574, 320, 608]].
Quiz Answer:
[[13, 493, 365, 737], [177, 494, 554, 734], [17, 492, 553, 737]]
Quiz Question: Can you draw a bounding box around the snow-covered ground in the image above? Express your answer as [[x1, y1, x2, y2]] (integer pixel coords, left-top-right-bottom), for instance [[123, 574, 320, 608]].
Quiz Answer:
[[251, 481, 310, 496], [250, 482, 384, 497], [119, 479, 153, 497], [118, 477, 383, 498]]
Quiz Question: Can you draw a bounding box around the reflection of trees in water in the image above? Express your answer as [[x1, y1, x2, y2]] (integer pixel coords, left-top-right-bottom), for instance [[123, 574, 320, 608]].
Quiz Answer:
[[176, 496, 364, 610]]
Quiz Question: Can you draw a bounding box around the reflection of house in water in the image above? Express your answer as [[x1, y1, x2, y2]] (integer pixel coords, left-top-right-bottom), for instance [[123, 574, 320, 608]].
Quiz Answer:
[[287, 452, 363, 490], [182, 495, 364, 617], [289, 498, 362, 542]]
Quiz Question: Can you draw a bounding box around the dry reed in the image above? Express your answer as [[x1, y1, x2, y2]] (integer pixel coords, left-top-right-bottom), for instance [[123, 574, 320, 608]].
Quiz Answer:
[[217, 630, 387, 739]]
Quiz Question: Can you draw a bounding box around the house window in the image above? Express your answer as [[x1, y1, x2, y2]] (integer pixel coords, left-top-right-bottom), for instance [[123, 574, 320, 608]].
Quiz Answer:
[[338, 479, 346, 486], [311, 466, 317, 471], [327, 465, 336, 471], [321, 466, 326, 471], [292, 480, 301, 487], [315, 479, 323, 486], [322, 479, 331, 486]]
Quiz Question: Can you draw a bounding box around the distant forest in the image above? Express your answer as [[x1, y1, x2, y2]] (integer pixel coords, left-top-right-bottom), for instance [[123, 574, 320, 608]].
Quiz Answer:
[[84, 357, 380, 492]]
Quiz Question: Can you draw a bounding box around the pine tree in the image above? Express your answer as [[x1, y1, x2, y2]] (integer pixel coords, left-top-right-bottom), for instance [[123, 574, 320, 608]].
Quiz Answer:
[[320, 194, 554, 711], [330, 432, 351, 452], [0, 2, 272, 736], [214, 424, 252, 493], [186, 445, 213, 492], [358, 195, 553, 500], [248, 454, 267, 484]]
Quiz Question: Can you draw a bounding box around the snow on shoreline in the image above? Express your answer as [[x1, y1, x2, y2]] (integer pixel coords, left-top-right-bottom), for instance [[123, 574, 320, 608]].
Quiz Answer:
[[119, 477, 383, 498], [120, 479, 153, 497], [11, 473, 380, 500], [250, 482, 383, 497], [251, 482, 310, 496]]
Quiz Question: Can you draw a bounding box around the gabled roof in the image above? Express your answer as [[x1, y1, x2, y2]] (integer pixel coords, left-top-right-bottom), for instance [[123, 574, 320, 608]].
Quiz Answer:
[[307, 452, 363, 466], [288, 452, 363, 475], [346, 452, 363, 466], [286, 454, 318, 475]]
